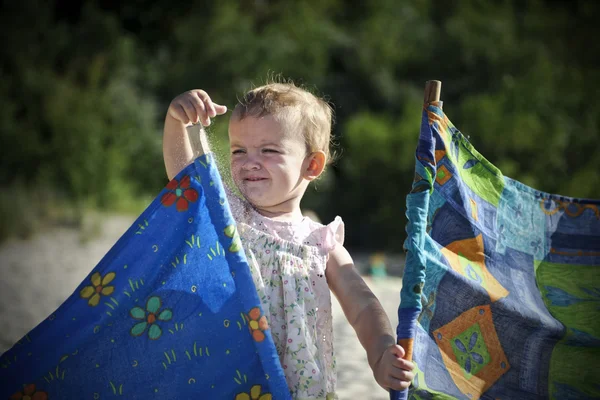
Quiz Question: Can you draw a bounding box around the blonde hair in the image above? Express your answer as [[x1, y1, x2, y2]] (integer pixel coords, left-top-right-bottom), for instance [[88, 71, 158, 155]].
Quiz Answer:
[[232, 82, 335, 164]]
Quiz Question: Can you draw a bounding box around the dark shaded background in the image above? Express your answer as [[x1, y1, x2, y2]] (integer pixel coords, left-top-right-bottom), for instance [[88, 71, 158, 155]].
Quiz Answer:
[[1, 0, 598, 251]]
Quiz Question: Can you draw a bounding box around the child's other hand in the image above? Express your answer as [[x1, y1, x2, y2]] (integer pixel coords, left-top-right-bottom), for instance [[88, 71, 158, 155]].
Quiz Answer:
[[372, 343, 415, 392], [167, 90, 228, 127]]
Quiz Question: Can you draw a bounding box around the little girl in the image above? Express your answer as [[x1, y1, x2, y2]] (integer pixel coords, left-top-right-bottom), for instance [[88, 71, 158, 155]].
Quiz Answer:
[[163, 82, 414, 399]]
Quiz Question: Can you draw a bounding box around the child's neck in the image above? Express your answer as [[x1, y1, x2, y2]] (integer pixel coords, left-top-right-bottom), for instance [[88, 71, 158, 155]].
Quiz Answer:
[[253, 205, 304, 222]]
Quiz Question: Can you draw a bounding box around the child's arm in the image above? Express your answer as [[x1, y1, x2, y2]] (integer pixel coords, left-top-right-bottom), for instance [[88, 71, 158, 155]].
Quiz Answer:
[[163, 90, 227, 180], [326, 245, 414, 391]]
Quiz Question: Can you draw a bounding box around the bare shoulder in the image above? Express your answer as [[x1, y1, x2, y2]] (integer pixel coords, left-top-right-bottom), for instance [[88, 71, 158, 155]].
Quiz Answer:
[[326, 244, 363, 295], [326, 243, 354, 272]]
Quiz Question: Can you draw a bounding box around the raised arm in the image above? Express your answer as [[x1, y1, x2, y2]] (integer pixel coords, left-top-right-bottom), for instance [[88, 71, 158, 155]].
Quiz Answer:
[[326, 245, 414, 391], [163, 90, 227, 180]]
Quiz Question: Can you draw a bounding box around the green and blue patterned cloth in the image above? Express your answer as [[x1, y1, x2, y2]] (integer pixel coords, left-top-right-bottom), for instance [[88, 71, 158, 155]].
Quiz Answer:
[[0, 153, 291, 399], [392, 102, 600, 400]]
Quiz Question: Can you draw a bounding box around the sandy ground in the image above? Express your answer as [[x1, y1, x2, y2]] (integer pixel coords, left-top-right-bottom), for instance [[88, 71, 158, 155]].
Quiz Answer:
[[0, 215, 402, 399]]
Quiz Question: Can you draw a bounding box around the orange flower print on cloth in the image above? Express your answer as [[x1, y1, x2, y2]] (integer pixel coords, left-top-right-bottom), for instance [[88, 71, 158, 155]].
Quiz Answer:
[[79, 272, 115, 307], [246, 307, 269, 342], [129, 296, 173, 340], [10, 384, 48, 400], [235, 384, 272, 400], [161, 175, 199, 212]]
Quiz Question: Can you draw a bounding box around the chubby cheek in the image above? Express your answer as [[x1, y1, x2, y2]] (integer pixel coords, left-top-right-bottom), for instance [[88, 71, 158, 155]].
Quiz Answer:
[[229, 161, 242, 180], [230, 165, 242, 189], [262, 158, 288, 175]]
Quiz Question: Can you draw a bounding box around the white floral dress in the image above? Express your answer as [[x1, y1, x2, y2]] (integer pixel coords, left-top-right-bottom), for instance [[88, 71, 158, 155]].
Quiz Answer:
[[227, 192, 344, 400]]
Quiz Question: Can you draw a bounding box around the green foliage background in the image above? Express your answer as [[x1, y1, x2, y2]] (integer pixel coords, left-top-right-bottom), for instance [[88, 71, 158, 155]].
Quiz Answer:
[[1, 0, 598, 249]]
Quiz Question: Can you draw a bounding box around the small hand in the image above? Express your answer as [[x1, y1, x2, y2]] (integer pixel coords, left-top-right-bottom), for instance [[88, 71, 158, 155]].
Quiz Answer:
[[372, 344, 415, 391], [167, 89, 228, 127]]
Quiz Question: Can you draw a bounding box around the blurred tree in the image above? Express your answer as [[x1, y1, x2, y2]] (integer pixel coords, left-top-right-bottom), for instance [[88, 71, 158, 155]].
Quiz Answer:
[[0, 1, 163, 209], [0, 0, 598, 249]]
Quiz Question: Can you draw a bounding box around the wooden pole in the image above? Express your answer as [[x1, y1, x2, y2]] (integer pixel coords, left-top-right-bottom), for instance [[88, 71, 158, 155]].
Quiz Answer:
[[424, 80, 442, 103]]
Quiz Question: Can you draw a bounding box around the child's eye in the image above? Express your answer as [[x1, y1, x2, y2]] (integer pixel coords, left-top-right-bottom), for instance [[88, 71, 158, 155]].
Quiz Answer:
[[262, 148, 279, 153], [231, 149, 246, 155]]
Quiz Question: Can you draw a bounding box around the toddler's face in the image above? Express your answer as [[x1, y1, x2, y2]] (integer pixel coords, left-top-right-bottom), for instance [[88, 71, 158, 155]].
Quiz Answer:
[[228, 115, 310, 211]]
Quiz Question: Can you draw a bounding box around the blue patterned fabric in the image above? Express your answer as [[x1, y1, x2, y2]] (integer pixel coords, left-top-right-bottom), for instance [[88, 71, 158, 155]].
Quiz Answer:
[[0, 153, 291, 400], [392, 102, 600, 400]]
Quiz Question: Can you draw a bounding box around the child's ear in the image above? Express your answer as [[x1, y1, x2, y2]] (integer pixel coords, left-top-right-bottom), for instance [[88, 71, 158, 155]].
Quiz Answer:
[[304, 151, 326, 181]]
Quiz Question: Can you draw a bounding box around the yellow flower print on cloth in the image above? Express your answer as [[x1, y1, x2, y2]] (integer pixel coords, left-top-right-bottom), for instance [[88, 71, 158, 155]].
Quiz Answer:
[[79, 272, 115, 306], [235, 384, 272, 400], [246, 307, 269, 342]]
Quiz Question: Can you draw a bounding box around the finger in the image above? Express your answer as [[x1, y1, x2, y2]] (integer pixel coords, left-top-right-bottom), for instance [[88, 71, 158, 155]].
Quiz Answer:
[[180, 99, 199, 124], [195, 91, 217, 119], [213, 103, 228, 115], [385, 373, 413, 391], [194, 92, 228, 117], [192, 93, 212, 126], [389, 366, 415, 382], [390, 344, 406, 359], [391, 377, 412, 391], [173, 104, 190, 124], [391, 357, 415, 371], [187, 95, 209, 125]]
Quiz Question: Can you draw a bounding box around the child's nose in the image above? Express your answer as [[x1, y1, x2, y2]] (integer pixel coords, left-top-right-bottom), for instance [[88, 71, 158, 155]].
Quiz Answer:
[[242, 157, 261, 170]]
